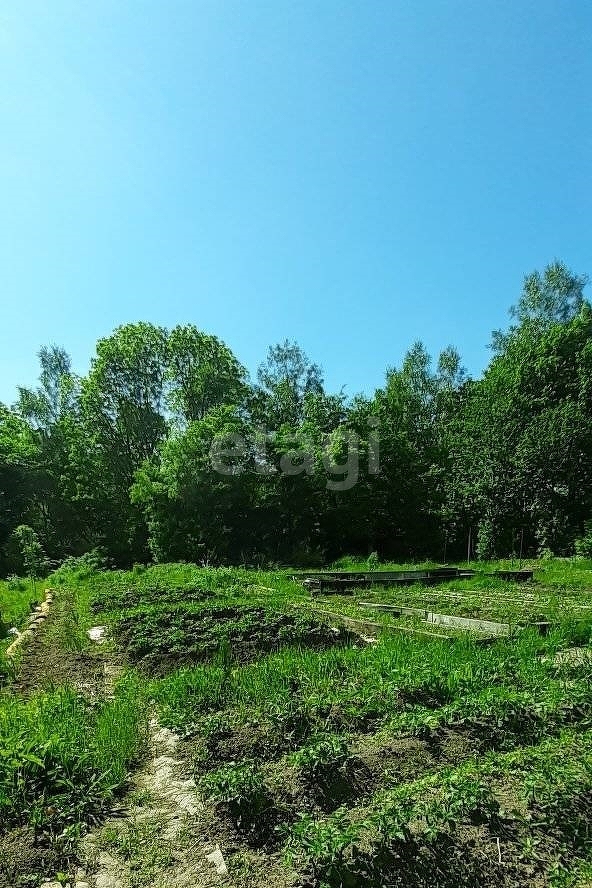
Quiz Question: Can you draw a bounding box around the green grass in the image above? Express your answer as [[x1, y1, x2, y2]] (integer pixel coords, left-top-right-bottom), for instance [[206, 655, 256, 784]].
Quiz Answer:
[[148, 627, 577, 736], [0, 673, 148, 836], [5, 556, 592, 888], [0, 576, 42, 633], [0, 577, 45, 685]]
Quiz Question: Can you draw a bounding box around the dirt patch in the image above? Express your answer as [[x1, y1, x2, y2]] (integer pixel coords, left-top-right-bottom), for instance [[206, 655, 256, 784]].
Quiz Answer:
[[10, 625, 108, 700], [0, 827, 65, 888], [345, 729, 481, 801], [431, 726, 484, 761], [192, 716, 291, 769], [11, 640, 106, 697], [113, 606, 354, 675]]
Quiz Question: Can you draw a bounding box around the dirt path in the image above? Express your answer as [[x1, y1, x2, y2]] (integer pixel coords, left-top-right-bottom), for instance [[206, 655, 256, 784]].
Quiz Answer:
[[5, 602, 294, 888], [70, 650, 295, 888], [72, 720, 225, 888], [9, 592, 110, 699], [53, 642, 230, 888]]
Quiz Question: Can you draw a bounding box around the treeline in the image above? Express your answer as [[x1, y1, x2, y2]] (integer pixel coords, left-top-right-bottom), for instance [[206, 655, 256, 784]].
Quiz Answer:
[[2, 261, 592, 572]]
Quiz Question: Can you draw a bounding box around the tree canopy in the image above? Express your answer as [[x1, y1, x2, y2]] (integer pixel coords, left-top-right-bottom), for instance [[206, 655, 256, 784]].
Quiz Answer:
[[2, 262, 592, 570]]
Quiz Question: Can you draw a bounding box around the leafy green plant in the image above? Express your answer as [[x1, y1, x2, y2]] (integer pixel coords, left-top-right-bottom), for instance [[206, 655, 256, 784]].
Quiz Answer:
[[366, 551, 379, 570], [286, 807, 363, 886], [575, 521, 592, 559], [198, 761, 271, 829], [9, 525, 48, 592], [293, 733, 349, 781]]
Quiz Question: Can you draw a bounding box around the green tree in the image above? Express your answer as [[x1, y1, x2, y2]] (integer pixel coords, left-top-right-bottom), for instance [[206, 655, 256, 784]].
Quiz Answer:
[[0, 407, 38, 572], [254, 340, 324, 427], [74, 323, 169, 563], [132, 406, 254, 563], [10, 524, 47, 590], [166, 325, 248, 423], [449, 278, 592, 558], [492, 261, 588, 351], [15, 346, 85, 558]]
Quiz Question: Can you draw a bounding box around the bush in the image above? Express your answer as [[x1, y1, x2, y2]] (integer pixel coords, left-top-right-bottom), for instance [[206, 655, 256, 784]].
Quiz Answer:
[[293, 733, 349, 781], [575, 521, 592, 558], [52, 548, 110, 584], [366, 551, 379, 570], [199, 761, 271, 827]]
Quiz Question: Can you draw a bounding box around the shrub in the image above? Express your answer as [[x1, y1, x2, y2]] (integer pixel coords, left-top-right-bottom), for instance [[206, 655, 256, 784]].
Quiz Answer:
[[293, 734, 349, 781], [575, 521, 592, 558], [52, 548, 110, 584], [366, 551, 379, 570], [199, 762, 271, 828]]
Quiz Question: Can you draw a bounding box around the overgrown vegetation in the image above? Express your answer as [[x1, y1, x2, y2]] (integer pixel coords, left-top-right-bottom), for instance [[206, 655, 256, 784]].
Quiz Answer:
[[3, 560, 592, 887], [0, 677, 148, 838], [2, 262, 592, 568]]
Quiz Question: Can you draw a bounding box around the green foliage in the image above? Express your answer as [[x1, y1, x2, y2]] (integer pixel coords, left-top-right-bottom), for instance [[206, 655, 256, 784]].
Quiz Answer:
[[575, 521, 592, 558], [110, 602, 346, 674], [52, 547, 110, 584], [286, 730, 592, 886], [166, 324, 248, 422], [9, 525, 47, 581], [1, 261, 592, 569], [0, 576, 40, 631], [366, 551, 379, 570], [0, 677, 148, 834], [292, 733, 349, 780], [199, 761, 270, 827]]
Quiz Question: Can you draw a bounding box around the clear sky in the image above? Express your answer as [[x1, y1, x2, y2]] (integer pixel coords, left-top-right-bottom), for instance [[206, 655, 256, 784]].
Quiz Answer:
[[1, 0, 590, 405]]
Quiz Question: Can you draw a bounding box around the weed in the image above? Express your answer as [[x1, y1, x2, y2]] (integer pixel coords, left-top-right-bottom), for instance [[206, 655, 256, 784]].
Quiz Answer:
[[199, 761, 272, 830], [293, 734, 349, 781], [0, 676, 148, 836]]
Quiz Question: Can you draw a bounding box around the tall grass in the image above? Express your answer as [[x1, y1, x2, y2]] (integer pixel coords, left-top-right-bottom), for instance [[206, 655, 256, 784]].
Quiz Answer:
[[150, 628, 572, 733], [0, 673, 148, 833], [0, 576, 41, 629]]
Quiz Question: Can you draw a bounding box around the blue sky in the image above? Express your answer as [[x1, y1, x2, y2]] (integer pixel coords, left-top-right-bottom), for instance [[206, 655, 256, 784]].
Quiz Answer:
[[1, 0, 590, 404]]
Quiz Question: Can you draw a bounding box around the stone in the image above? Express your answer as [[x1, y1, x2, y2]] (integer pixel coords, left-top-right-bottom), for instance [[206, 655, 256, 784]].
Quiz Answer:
[[95, 875, 120, 888], [205, 844, 228, 877]]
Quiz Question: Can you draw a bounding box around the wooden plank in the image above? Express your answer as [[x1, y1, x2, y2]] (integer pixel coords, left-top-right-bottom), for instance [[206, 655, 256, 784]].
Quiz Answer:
[[359, 601, 427, 617], [390, 625, 452, 640], [296, 567, 475, 586], [423, 612, 511, 635], [486, 569, 534, 582], [359, 601, 512, 635], [293, 604, 452, 641]]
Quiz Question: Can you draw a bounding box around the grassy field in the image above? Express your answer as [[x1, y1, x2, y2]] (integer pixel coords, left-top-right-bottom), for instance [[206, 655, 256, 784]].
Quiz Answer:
[[0, 576, 44, 683], [2, 558, 592, 887]]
